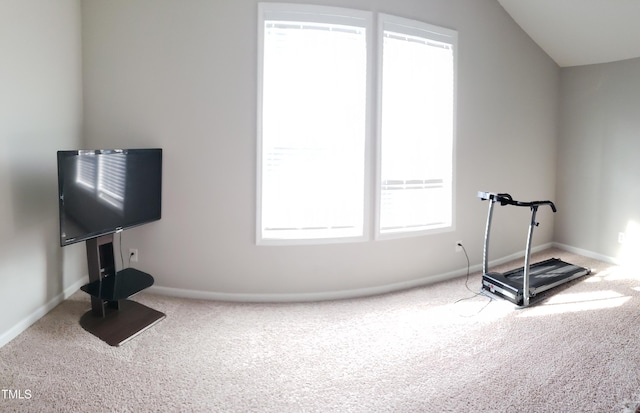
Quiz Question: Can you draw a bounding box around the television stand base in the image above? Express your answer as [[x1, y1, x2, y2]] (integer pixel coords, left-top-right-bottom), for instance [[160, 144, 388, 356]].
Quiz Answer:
[[80, 234, 164, 346], [79, 299, 165, 347]]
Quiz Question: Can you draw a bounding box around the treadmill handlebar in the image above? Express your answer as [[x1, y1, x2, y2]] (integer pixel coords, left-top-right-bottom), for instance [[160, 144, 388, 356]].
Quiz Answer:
[[477, 191, 557, 212]]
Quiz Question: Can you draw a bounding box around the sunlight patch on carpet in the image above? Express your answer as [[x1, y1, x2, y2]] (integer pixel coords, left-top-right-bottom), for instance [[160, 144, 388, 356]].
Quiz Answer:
[[518, 290, 630, 317]]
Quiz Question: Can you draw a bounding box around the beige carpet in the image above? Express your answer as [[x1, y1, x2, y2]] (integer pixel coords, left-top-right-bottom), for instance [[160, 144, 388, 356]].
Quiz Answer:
[[2, 248, 640, 412]]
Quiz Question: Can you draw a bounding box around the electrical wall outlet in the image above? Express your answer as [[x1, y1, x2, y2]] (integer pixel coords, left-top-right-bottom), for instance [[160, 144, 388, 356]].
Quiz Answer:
[[455, 241, 463, 253], [129, 248, 139, 263], [618, 232, 626, 244]]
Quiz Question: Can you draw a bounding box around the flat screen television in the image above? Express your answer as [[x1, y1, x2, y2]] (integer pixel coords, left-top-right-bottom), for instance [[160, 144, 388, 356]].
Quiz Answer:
[[57, 148, 162, 246]]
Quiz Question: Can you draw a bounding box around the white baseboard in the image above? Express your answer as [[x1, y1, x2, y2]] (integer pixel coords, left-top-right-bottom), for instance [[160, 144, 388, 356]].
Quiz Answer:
[[148, 242, 556, 303], [486, 242, 554, 267], [0, 277, 86, 349], [148, 260, 482, 303], [552, 242, 618, 265], [148, 268, 460, 303]]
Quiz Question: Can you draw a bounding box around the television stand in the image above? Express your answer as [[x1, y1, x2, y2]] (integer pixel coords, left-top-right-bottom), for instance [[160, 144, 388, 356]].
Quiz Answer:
[[79, 234, 165, 346]]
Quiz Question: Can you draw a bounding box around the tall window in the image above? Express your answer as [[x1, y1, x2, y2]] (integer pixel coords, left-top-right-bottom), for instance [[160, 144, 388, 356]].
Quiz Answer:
[[377, 14, 456, 237], [258, 4, 370, 243], [258, 4, 456, 244]]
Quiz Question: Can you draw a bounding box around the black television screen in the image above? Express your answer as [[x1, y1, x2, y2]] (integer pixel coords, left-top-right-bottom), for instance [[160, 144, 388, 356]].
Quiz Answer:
[[57, 148, 162, 246]]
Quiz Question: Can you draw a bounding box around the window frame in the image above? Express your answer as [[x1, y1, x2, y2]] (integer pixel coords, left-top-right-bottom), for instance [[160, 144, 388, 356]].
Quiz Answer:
[[256, 3, 457, 245]]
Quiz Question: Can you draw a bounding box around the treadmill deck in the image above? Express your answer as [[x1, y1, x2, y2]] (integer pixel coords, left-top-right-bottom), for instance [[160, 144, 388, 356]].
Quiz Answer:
[[482, 258, 591, 306]]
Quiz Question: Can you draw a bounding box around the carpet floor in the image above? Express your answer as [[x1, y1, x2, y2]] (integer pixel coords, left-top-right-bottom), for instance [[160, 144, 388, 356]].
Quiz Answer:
[[2, 248, 640, 412]]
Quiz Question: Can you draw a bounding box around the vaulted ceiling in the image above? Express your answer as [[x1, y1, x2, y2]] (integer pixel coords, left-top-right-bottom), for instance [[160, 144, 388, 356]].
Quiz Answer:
[[497, 0, 640, 67]]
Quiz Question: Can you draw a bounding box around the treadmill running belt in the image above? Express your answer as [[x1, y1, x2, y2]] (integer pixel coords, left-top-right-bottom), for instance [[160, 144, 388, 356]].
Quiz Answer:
[[502, 258, 584, 287], [482, 257, 591, 303]]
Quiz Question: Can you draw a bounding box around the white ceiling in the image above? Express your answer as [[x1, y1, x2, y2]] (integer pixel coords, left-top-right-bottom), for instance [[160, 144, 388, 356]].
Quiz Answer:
[[497, 0, 640, 67]]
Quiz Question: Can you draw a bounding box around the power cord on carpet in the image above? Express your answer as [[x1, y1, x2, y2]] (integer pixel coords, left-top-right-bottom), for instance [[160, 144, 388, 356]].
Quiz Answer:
[[453, 242, 493, 316]]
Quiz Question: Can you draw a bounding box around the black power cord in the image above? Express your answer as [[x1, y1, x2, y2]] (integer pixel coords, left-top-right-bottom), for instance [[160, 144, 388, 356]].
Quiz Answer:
[[118, 231, 125, 270], [459, 243, 475, 295], [453, 242, 492, 315], [117, 231, 135, 270]]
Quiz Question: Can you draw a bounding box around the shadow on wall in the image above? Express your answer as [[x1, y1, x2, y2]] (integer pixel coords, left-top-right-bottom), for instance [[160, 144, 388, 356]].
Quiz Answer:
[[0, 138, 64, 302]]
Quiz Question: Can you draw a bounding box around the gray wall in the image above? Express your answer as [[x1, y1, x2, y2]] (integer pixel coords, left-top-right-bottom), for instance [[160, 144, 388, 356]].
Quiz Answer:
[[556, 57, 640, 261], [0, 0, 85, 344], [80, 0, 560, 299]]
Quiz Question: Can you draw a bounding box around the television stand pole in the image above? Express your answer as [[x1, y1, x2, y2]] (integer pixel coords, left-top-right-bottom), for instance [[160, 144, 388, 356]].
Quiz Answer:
[[79, 233, 165, 346]]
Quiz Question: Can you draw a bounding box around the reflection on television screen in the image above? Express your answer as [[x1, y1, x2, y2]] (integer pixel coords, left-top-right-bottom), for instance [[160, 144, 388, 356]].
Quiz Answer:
[[57, 148, 162, 246]]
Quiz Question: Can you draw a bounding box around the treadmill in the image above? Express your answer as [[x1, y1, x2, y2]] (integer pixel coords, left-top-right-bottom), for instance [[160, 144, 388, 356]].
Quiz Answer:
[[478, 191, 591, 307]]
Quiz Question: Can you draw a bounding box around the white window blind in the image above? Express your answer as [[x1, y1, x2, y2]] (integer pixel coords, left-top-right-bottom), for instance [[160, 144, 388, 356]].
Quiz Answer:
[[378, 15, 456, 236], [257, 5, 456, 244], [258, 4, 369, 242]]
